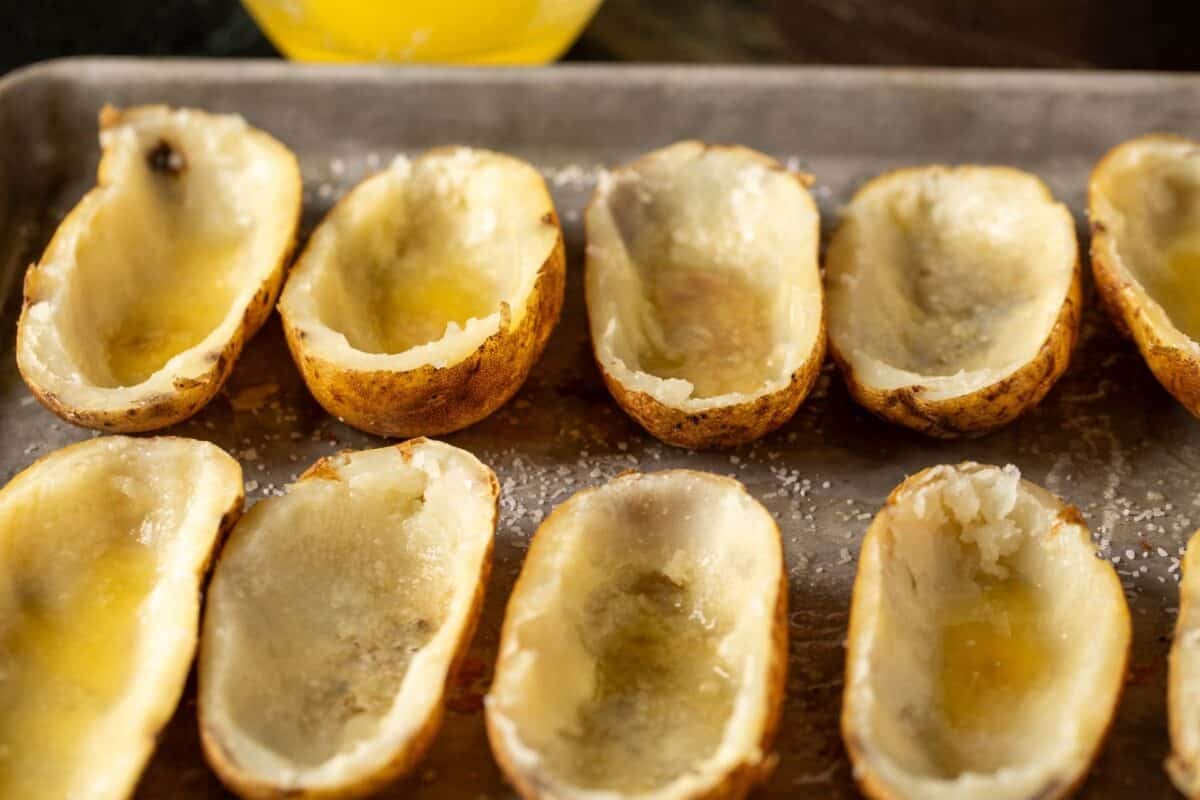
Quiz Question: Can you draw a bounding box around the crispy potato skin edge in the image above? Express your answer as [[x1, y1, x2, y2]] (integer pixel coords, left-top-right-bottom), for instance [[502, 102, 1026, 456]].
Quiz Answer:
[[597, 325, 826, 450], [485, 470, 788, 800], [1089, 133, 1200, 419], [15, 106, 302, 433], [831, 258, 1081, 439], [282, 211, 566, 439], [840, 465, 1131, 800], [198, 439, 499, 800]]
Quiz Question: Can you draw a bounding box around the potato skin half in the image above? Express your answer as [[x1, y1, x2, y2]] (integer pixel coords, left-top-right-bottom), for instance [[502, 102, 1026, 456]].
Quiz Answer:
[[1089, 134, 1200, 418], [829, 259, 1081, 439], [282, 216, 565, 439], [199, 438, 499, 800], [594, 324, 826, 450], [841, 469, 1129, 800], [486, 471, 788, 800], [16, 108, 300, 434], [585, 143, 824, 451]]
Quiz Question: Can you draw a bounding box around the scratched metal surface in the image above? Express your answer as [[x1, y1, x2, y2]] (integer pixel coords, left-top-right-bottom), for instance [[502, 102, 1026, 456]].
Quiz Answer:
[[0, 60, 1198, 798]]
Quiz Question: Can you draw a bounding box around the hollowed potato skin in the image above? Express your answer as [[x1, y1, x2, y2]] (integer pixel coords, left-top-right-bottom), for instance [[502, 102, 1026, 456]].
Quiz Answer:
[[585, 143, 826, 451], [485, 471, 789, 800], [1090, 134, 1200, 418], [0, 436, 244, 800], [840, 467, 1130, 800], [16, 107, 301, 433], [826, 165, 1082, 439], [282, 213, 566, 439], [198, 438, 499, 800]]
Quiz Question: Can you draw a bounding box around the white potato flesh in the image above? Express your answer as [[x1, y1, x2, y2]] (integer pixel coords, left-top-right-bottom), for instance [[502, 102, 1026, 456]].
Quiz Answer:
[[487, 470, 782, 799], [845, 464, 1129, 800], [0, 436, 241, 800], [1169, 531, 1200, 797], [827, 167, 1075, 400], [1091, 137, 1200, 346], [586, 141, 822, 409], [200, 441, 496, 792], [18, 106, 299, 405], [280, 148, 558, 372]]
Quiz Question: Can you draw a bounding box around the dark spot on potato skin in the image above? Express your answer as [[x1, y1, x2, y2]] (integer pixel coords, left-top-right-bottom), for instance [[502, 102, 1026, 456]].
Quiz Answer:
[[1056, 504, 1087, 529], [301, 458, 341, 482], [146, 139, 186, 176]]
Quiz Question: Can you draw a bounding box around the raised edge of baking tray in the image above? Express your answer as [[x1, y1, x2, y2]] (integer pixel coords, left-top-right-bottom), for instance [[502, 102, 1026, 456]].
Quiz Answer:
[[1, 58, 1198, 798]]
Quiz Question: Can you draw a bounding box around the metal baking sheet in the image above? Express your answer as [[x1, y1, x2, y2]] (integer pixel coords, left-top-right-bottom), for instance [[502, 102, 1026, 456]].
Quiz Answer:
[[1, 59, 1198, 798]]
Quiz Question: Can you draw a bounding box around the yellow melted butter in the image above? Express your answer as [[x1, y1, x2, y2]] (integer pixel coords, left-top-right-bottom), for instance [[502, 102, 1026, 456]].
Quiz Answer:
[[0, 541, 157, 797], [101, 239, 242, 387], [1158, 239, 1200, 340], [555, 572, 735, 792], [363, 267, 497, 354], [935, 579, 1053, 734]]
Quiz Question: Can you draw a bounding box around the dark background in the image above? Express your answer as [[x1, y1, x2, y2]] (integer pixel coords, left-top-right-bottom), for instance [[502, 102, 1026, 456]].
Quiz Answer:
[[3, 0, 1198, 75]]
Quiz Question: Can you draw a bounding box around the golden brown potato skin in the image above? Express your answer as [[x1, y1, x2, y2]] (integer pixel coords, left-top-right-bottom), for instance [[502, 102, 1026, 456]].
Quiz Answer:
[[199, 439, 498, 800], [282, 215, 565, 439], [486, 470, 788, 800], [1090, 134, 1200, 418], [16, 107, 300, 433], [595, 324, 826, 450], [829, 259, 1081, 439]]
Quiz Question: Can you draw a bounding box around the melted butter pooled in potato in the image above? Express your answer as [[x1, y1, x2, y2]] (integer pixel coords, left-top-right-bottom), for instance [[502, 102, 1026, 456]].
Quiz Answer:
[[638, 267, 776, 398], [219, 488, 452, 768], [102, 239, 242, 386], [935, 579, 1054, 772], [551, 571, 735, 792], [366, 264, 497, 355], [1153, 231, 1200, 340], [0, 523, 156, 797]]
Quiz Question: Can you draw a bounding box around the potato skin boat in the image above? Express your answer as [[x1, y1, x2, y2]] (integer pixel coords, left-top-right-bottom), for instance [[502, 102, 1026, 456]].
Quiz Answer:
[[281, 210, 565, 438], [585, 141, 826, 449], [199, 438, 499, 800], [826, 165, 1080, 438], [16, 105, 301, 432], [486, 469, 788, 800]]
